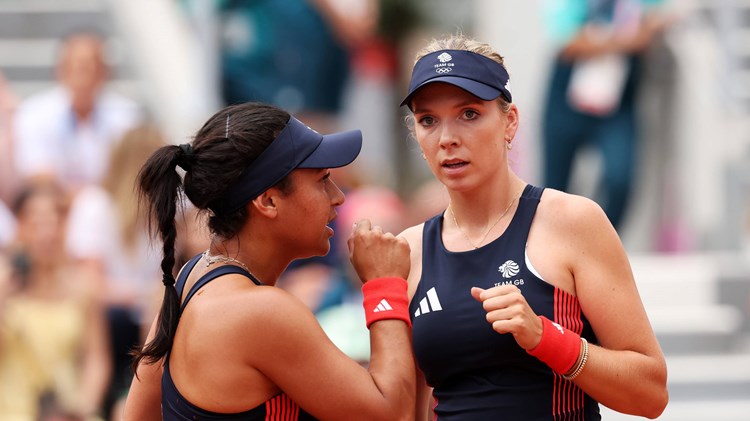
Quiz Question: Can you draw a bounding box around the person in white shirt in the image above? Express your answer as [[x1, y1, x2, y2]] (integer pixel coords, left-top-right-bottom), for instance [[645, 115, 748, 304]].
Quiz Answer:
[[14, 31, 141, 193]]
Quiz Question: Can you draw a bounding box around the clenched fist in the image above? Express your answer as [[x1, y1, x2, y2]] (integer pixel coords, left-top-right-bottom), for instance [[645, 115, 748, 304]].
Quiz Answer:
[[347, 219, 410, 283]]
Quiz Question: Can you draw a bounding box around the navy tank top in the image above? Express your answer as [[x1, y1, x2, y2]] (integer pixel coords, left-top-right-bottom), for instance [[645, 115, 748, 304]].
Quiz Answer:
[[162, 254, 317, 420], [411, 184, 601, 420]]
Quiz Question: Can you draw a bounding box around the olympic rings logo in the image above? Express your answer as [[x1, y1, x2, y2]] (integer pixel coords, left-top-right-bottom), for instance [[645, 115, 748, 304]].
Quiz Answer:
[[435, 67, 452, 74]]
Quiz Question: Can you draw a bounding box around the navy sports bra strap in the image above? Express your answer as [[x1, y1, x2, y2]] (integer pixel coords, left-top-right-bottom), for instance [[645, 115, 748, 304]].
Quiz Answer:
[[512, 184, 545, 243], [180, 265, 263, 314], [524, 184, 544, 201], [175, 253, 203, 301]]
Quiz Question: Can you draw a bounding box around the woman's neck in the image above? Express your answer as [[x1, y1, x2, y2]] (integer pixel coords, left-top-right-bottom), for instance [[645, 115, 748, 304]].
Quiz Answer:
[[208, 237, 288, 287], [447, 172, 525, 227]]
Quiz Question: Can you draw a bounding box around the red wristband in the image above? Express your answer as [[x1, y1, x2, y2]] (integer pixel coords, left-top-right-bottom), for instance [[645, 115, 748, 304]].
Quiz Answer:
[[526, 316, 581, 374], [362, 277, 411, 329]]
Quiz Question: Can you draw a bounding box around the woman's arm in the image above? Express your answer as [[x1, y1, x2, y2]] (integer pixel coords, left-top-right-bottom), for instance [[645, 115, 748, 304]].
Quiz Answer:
[[251, 220, 415, 421], [245, 286, 413, 421], [560, 17, 668, 60], [562, 196, 668, 418], [473, 192, 667, 418]]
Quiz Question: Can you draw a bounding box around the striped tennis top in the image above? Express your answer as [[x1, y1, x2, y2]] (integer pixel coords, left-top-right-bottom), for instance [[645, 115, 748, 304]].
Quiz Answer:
[[161, 254, 317, 420], [410, 184, 601, 420]]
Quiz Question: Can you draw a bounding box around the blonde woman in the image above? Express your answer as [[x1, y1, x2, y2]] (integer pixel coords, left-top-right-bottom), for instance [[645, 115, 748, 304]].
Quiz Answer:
[[399, 34, 668, 420], [0, 182, 111, 420]]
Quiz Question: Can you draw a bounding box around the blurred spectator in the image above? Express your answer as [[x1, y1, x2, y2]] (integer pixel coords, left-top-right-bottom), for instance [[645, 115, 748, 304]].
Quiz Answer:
[[175, 203, 212, 270], [0, 199, 16, 251], [0, 181, 111, 420], [405, 178, 450, 227], [0, 72, 19, 252], [218, 0, 376, 133], [63, 125, 165, 419], [541, 0, 670, 230], [0, 71, 19, 203], [13, 31, 142, 195]]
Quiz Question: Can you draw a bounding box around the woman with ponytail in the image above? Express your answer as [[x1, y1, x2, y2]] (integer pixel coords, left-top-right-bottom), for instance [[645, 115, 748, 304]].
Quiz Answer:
[[124, 102, 414, 420]]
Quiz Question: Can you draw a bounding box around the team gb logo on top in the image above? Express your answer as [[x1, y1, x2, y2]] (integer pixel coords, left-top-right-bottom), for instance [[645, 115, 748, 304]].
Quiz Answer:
[[499, 260, 520, 278]]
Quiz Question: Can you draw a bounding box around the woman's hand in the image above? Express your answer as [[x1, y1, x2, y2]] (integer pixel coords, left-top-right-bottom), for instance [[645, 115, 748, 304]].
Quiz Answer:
[[348, 219, 410, 283], [471, 285, 543, 350]]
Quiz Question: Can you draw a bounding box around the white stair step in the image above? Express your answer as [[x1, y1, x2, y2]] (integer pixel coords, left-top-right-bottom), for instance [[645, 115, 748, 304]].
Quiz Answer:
[[600, 399, 750, 421], [0, 0, 104, 13], [0, 38, 126, 68], [630, 254, 721, 307], [667, 353, 750, 384], [10, 80, 141, 101], [648, 305, 742, 334], [0, 39, 61, 67]]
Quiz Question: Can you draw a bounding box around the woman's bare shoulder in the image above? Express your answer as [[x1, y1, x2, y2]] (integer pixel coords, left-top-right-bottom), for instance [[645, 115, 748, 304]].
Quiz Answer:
[[536, 188, 610, 232], [221, 279, 310, 321], [398, 223, 425, 247]]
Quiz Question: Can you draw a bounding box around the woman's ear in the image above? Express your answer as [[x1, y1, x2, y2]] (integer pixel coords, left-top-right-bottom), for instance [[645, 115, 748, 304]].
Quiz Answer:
[[250, 190, 279, 219], [504, 104, 519, 141]]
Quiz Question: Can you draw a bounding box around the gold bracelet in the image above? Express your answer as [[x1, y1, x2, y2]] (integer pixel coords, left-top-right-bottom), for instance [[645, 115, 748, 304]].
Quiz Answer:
[[561, 337, 584, 377], [562, 337, 588, 380]]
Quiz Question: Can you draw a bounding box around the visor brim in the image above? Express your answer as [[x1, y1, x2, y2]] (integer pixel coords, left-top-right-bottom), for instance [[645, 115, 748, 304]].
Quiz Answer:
[[298, 129, 362, 169], [400, 77, 504, 108]]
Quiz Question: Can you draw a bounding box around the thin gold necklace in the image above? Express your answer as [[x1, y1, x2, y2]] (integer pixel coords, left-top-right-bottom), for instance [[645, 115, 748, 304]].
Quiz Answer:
[[449, 190, 521, 249], [202, 249, 256, 279]]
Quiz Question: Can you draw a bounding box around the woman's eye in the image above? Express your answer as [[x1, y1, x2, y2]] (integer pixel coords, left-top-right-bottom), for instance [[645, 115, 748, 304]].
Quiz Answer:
[[418, 116, 435, 126], [463, 110, 478, 119]]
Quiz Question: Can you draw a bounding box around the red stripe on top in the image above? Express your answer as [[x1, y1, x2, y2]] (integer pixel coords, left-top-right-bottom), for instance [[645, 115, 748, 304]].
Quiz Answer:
[[265, 394, 301, 421], [552, 287, 586, 420], [265, 395, 274, 421]]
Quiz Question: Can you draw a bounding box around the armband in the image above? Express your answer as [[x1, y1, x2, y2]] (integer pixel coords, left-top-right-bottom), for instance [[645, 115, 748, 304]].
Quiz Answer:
[[526, 316, 581, 375], [362, 277, 411, 329]]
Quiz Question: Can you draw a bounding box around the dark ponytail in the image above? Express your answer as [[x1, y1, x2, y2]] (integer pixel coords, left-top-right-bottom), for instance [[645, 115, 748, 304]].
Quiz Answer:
[[130, 102, 291, 372], [131, 144, 187, 370]]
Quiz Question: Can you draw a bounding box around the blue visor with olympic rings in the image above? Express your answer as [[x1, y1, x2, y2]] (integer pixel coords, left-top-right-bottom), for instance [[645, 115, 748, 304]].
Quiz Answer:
[[401, 49, 512, 110]]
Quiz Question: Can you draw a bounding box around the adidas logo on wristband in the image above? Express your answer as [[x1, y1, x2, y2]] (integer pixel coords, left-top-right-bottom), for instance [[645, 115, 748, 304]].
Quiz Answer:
[[373, 299, 393, 312], [362, 277, 411, 328]]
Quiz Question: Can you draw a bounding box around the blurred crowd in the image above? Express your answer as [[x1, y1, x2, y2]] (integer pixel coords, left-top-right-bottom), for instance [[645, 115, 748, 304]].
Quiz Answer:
[[0, 0, 748, 420], [0, 2, 429, 419]]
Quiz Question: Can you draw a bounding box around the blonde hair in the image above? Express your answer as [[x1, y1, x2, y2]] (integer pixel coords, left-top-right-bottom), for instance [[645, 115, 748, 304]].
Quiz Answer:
[[103, 125, 166, 252]]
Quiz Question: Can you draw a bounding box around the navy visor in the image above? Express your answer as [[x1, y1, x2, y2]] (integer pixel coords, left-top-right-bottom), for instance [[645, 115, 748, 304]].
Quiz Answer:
[[210, 117, 362, 215], [401, 49, 512, 109]]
